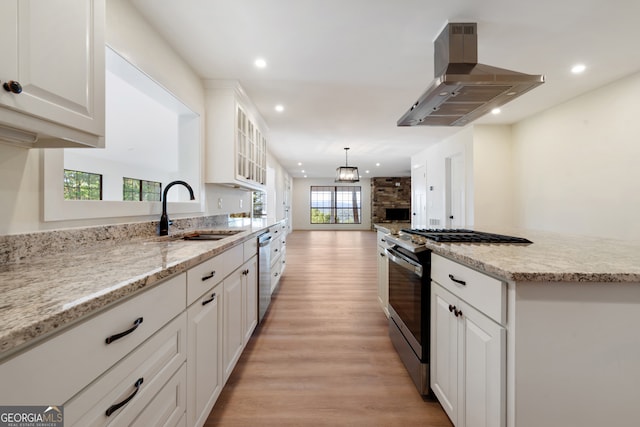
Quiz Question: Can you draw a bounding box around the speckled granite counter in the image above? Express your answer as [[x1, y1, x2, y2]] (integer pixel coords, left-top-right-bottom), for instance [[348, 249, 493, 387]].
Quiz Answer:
[[0, 218, 279, 356], [374, 224, 640, 283]]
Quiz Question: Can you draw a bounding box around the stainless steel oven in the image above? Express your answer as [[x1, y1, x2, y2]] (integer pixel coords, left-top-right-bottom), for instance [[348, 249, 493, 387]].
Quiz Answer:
[[385, 245, 431, 396], [384, 228, 531, 397]]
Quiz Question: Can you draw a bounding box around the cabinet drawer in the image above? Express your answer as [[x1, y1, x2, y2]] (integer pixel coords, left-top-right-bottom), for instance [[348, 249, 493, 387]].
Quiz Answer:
[[65, 313, 187, 426], [377, 231, 390, 247], [431, 254, 505, 324], [0, 273, 186, 405], [187, 255, 224, 306], [187, 244, 244, 305], [270, 239, 282, 266], [280, 245, 287, 274]]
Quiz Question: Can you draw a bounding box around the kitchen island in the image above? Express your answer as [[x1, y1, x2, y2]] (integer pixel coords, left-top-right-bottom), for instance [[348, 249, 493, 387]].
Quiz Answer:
[[375, 224, 640, 427]]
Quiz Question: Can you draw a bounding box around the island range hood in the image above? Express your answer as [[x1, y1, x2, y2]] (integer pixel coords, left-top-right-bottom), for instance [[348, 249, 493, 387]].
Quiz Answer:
[[397, 23, 545, 127]]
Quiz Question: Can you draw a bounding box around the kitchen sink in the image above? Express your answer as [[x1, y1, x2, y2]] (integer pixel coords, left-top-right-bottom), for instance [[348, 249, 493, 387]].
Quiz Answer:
[[181, 230, 242, 241]]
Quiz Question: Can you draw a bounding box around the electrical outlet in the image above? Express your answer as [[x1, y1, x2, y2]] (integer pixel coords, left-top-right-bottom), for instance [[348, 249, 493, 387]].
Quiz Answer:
[[218, 198, 222, 209], [240, 199, 243, 209]]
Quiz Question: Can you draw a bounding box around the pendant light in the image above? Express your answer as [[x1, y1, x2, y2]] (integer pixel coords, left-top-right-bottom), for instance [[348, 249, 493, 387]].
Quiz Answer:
[[335, 147, 360, 182]]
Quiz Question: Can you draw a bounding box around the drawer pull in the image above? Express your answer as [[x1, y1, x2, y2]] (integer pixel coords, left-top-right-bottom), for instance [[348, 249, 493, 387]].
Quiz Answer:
[[202, 271, 216, 281], [105, 317, 143, 344], [106, 377, 144, 416], [448, 304, 455, 312], [448, 274, 466, 286], [202, 292, 217, 306]]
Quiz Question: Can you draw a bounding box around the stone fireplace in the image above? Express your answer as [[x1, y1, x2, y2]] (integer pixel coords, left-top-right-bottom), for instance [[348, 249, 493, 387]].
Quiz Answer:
[[371, 177, 411, 224]]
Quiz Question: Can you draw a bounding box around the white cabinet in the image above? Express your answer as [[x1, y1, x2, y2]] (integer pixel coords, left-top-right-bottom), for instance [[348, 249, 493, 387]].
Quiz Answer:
[[376, 230, 389, 317], [187, 283, 223, 427], [243, 256, 258, 344], [0, 0, 105, 148], [270, 221, 287, 293], [0, 236, 266, 427], [65, 313, 187, 426], [431, 254, 506, 427], [204, 80, 267, 190], [223, 268, 244, 382], [223, 250, 258, 383], [0, 273, 186, 406], [0, 273, 187, 425]]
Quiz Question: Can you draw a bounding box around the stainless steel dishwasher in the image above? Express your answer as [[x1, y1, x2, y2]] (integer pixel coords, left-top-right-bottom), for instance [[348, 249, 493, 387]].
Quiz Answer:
[[257, 231, 272, 323]]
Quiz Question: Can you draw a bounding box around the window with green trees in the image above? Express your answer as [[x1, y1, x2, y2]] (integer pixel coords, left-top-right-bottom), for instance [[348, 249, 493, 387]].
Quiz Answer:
[[253, 191, 266, 217], [123, 178, 162, 201], [310, 186, 361, 224], [64, 169, 102, 200]]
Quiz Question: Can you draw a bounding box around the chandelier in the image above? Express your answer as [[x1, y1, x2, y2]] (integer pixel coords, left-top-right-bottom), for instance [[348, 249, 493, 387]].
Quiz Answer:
[[335, 147, 360, 182]]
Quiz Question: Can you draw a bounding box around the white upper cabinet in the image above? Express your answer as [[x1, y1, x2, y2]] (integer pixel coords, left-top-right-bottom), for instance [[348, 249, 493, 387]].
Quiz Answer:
[[204, 80, 267, 190], [0, 0, 105, 148]]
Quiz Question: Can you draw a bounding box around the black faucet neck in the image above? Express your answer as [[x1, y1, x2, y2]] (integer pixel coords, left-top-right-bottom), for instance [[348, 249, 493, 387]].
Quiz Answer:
[[158, 180, 196, 236]]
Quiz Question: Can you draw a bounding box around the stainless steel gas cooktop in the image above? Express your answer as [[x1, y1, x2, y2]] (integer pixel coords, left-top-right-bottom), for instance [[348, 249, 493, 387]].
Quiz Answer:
[[403, 228, 532, 244], [385, 228, 532, 253]]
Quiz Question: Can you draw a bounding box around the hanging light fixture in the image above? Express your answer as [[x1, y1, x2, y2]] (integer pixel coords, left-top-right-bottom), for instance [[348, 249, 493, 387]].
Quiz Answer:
[[335, 147, 360, 182]]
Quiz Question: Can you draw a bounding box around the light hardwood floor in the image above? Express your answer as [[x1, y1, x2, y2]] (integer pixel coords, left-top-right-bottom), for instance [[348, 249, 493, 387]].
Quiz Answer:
[[205, 230, 453, 427]]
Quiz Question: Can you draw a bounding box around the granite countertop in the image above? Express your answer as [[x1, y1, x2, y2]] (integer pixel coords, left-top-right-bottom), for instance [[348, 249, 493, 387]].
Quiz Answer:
[[374, 224, 640, 283], [0, 219, 279, 357]]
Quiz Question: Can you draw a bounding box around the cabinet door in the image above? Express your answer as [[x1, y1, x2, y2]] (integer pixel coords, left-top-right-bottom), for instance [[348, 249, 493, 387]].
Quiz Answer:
[[0, 0, 104, 136], [235, 105, 248, 181], [187, 286, 222, 427], [431, 283, 459, 424], [131, 364, 186, 427], [243, 256, 258, 343], [376, 247, 389, 316], [459, 301, 506, 427], [223, 273, 244, 382]]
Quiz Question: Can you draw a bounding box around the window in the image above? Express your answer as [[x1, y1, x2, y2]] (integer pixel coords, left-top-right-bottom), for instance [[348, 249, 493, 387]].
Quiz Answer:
[[310, 186, 361, 224], [123, 178, 162, 201], [44, 47, 201, 222], [253, 191, 266, 218], [64, 169, 102, 200]]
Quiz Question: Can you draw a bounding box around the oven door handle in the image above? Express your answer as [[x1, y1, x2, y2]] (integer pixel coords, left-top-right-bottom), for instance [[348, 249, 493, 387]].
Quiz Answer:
[[385, 248, 423, 278]]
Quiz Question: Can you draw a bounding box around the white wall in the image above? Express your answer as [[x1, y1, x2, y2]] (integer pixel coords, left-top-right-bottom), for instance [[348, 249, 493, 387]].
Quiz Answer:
[[291, 178, 371, 230], [412, 127, 474, 228], [412, 71, 640, 240], [511, 71, 640, 240], [472, 125, 515, 230]]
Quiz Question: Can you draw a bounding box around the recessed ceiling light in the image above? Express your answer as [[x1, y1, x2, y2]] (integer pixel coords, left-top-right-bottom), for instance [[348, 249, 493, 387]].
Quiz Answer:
[[303, 175, 307, 178], [301, 170, 305, 173], [297, 162, 302, 166], [275, 104, 284, 112], [376, 163, 381, 167], [571, 64, 586, 74], [491, 108, 501, 115], [254, 58, 267, 68], [365, 170, 370, 174]]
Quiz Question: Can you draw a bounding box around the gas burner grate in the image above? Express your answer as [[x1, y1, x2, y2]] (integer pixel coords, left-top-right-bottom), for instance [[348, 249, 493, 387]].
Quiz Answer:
[[401, 228, 532, 244]]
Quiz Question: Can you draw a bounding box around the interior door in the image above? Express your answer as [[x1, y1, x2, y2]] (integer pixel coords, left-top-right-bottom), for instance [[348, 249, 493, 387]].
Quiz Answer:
[[411, 163, 427, 228], [446, 153, 465, 229]]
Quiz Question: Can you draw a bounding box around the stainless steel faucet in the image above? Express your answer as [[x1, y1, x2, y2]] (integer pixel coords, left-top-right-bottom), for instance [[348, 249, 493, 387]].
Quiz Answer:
[[158, 180, 195, 235]]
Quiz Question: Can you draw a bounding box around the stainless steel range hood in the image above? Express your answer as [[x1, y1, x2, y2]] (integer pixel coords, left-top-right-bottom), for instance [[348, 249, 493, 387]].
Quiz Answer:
[[397, 23, 545, 127]]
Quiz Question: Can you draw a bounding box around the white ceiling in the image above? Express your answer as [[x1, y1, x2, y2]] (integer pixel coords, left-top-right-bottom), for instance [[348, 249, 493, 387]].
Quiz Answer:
[[130, 0, 640, 179]]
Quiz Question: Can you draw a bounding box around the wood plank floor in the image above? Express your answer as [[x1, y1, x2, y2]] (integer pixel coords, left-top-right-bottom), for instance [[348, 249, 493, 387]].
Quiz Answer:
[[205, 230, 453, 427]]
